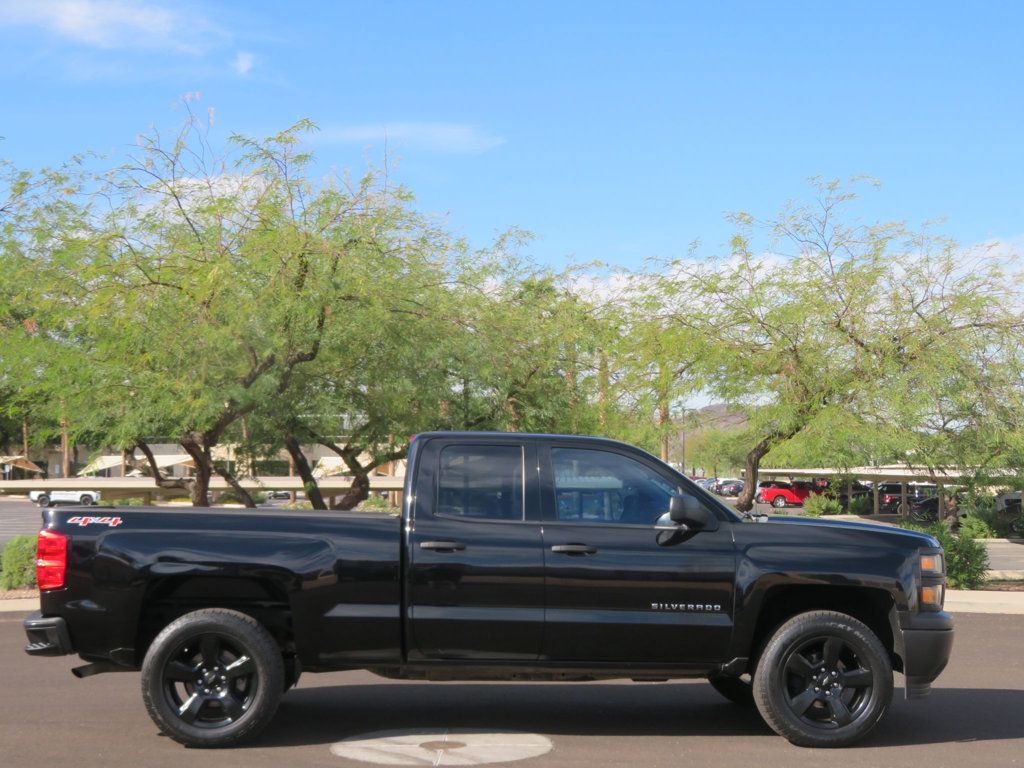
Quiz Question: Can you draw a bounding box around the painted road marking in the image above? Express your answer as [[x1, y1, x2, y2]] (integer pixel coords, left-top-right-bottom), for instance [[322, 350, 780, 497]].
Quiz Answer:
[[329, 729, 553, 766]]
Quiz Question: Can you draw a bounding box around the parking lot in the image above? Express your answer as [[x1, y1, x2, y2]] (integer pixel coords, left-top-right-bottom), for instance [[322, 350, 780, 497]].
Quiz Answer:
[[1, 613, 1021, 768]]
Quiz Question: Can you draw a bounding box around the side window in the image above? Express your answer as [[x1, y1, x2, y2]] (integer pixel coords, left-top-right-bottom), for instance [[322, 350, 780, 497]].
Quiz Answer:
[[552, 448, 681, 526], [437, 444, 524, 521]]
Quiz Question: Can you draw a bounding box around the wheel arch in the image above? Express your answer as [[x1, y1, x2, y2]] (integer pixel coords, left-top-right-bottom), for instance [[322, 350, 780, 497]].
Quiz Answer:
[[135, 575, 295, 665], [744, 584, 900, 675]]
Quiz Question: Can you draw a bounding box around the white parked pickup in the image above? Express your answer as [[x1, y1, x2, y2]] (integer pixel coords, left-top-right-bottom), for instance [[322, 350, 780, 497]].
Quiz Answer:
[[28, 490, 101, 507]]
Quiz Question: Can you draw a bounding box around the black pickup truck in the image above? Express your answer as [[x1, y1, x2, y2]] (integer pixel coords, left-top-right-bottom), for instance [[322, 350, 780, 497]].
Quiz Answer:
[[23, 432, 953, 748]]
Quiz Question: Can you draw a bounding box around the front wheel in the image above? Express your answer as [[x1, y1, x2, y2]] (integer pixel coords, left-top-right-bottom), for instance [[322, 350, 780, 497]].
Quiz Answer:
[[772, 495, 787, 508], [141, 608, 284, 748], [752, 610, 893, 747], [79, 495, 94, 506]]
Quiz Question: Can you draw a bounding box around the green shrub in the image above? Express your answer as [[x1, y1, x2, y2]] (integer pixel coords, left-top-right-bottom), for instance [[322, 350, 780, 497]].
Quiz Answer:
[[802, 494, 843, 517], [111, 497, 146, 507], [358, 494, 394, 512], [0, 535, 37, 590], [847, 495, 873, 516], [216, 490, 267, 505], [901, 522, 990, 590], [959, 514, 997, 540], [957, 492, 1004, 534]]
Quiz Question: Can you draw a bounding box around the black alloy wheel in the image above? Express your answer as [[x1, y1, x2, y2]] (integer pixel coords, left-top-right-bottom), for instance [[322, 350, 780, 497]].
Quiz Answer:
[[161, 633, 258, 728], [753, 611, 892, 747], [778, 635, 874, 729], [141, 608, 284, 747]]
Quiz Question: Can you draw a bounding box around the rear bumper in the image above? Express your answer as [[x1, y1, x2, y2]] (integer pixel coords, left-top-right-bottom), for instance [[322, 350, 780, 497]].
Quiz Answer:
[[23, 611, 74, 656], [900, 610, 954, 698]]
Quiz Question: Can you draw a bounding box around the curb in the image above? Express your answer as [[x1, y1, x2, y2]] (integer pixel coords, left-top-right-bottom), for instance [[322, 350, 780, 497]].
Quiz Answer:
[[944, 590, 1024, 615], [0, 598, 39, 615]]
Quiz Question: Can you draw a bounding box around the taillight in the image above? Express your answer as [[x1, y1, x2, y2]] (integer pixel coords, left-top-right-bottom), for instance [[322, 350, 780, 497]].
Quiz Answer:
[[36, 530, 68, 591]]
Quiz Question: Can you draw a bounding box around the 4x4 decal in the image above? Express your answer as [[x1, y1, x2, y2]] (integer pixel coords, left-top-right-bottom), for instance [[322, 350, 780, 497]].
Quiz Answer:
[[67, 515, 123, 527]]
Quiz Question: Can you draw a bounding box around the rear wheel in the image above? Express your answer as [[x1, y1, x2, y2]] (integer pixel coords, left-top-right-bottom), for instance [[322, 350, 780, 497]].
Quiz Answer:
[[141, 608, 284, 748], [753, 611, 892, 747]]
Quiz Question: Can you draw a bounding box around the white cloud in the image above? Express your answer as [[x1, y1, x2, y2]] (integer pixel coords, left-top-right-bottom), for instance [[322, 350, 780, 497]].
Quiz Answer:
[[232, 50, 254, 75], [319, 122, 505, 155], [0, 0, 225, 53]]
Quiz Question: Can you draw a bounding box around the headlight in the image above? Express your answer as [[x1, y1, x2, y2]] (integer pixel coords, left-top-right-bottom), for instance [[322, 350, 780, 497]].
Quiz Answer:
[[920, 553, 944, 576]]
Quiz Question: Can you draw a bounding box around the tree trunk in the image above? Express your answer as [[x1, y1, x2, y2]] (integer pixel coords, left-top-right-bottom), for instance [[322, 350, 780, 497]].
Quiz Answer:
[[598, 353, 609, 429], [735, 431, 794, 512], [283, 434, 327, 510], [288, 451, 297, 504], [180, 434, 256, 508], [331, 473, 370, 511], [214, 463, 258, 508], [21, 415, 29, 459], [658, 391, 670, 463], [180, 436, 213, 507], [735, 447, 766, 512], [136, 440, 193, 497], [60, 414, 70, 478]]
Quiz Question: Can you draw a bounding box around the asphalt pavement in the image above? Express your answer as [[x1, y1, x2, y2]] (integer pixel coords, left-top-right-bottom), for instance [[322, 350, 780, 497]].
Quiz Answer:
[[0, 613, 1022, 768], [0, 498, 41, 544]]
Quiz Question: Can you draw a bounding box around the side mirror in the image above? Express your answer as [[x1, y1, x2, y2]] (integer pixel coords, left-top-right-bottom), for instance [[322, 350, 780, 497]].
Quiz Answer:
[[668, 494, 719, 531]]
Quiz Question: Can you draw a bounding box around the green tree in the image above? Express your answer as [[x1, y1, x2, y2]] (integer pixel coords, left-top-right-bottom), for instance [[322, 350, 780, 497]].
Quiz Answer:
[[660, 180, 1021, 511]]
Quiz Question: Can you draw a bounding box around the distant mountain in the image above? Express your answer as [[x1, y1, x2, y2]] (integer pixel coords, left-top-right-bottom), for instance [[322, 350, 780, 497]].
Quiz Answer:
[[686, 403, 748, 432]]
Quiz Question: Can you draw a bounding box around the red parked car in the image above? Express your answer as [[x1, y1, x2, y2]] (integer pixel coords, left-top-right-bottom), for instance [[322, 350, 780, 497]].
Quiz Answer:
[[757, 480, 816, 508]]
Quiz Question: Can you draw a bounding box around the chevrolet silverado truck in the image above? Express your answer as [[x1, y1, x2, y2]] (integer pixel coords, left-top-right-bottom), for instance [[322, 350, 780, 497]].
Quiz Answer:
[[23, 432, 953, 748]]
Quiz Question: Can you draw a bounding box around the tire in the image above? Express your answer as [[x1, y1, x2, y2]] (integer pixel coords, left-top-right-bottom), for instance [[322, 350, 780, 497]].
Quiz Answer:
[[772, 495, 787, 508], [141, 608, 284, 748], [80, 495, 93, 506], [37, 494, 50, 507], [752, 610, 893, 748], [708, 673, 755, 706]]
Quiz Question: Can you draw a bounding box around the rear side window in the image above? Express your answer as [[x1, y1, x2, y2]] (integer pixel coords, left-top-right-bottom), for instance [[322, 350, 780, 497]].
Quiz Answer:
[[437, 444, 524, 521]]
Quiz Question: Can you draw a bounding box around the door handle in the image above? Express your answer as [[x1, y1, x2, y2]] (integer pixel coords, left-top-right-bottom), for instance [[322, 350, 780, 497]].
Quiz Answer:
[[419, 540, 466, 552], [550, 543, 598, 555]]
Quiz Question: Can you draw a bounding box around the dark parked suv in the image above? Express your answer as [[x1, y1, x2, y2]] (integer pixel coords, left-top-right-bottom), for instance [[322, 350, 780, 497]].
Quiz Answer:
[[877, 484, 937, 514]]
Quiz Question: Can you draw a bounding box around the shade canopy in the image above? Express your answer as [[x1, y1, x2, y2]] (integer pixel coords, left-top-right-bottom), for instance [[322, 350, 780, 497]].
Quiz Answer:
[[0, 455, 44, 474]]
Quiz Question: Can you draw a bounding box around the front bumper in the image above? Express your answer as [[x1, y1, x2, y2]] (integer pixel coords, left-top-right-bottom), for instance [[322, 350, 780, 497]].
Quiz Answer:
[[900, 610, 954, 698], [23, 611, 74, 656]]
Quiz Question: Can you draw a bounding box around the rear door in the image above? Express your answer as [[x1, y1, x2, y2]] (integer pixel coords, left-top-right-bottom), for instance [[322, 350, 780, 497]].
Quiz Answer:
[[407, 436, 545, 661], [540, 442, 736, 664]]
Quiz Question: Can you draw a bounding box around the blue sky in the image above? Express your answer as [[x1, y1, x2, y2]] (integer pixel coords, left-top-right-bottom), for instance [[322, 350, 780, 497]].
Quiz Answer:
[[1, 0, 1022, 268]]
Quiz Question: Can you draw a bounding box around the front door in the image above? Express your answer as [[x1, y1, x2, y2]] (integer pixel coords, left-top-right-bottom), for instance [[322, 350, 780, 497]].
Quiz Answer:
[[541, 444, 736, 664], [408, 437, 544, 661]]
